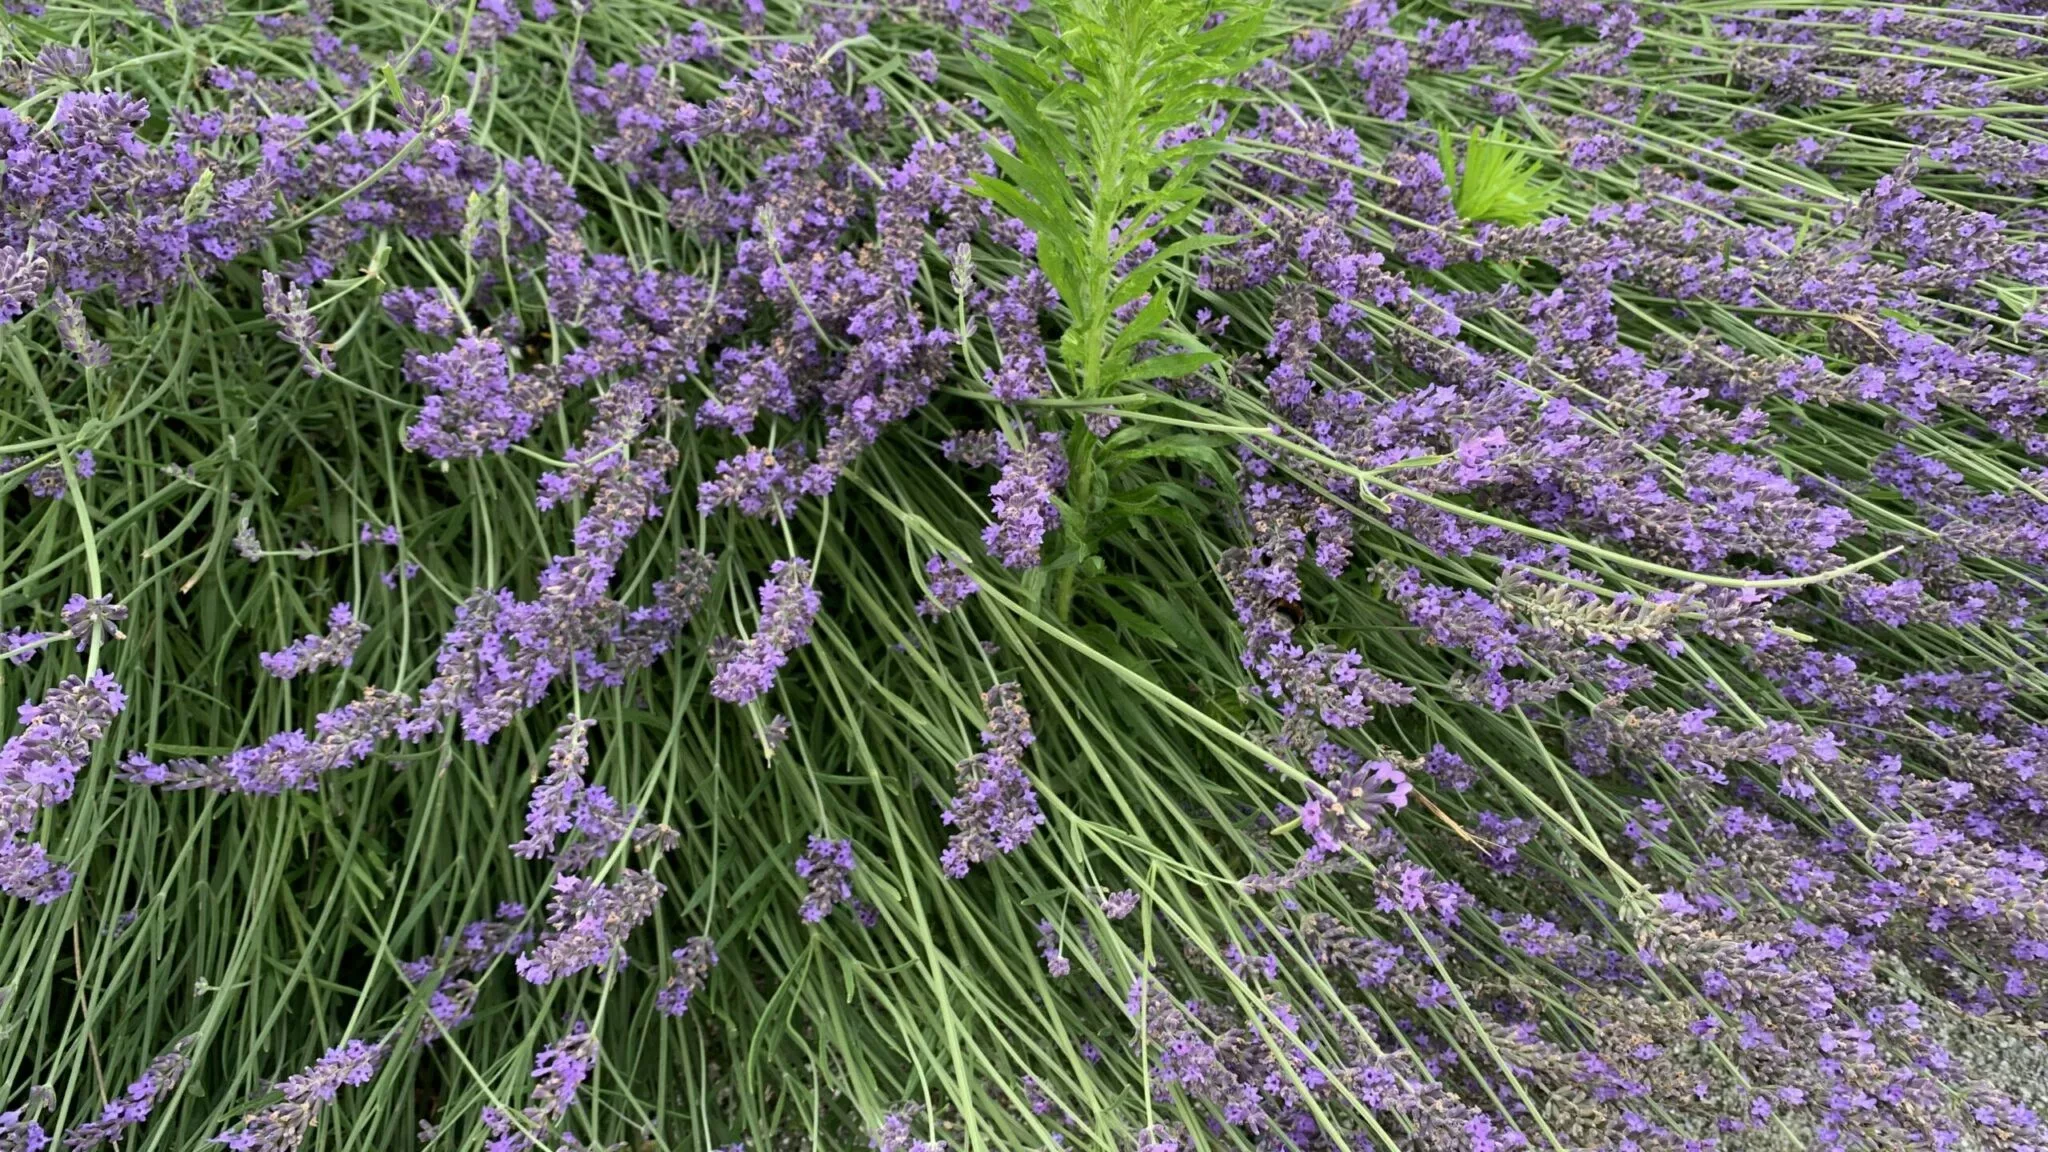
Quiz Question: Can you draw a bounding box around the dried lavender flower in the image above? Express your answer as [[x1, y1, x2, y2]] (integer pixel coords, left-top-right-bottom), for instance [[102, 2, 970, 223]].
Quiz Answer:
[[260, 271, 331, 376]]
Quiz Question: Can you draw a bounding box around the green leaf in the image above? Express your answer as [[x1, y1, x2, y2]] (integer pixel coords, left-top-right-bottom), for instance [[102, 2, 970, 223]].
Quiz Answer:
[[1123, 350, 1224, 382], [1442, 122, 1558, 226]]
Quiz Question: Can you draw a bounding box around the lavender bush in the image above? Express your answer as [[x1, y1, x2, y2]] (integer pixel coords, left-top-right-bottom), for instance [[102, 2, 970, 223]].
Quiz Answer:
[[3, 0, 2048, 1148]]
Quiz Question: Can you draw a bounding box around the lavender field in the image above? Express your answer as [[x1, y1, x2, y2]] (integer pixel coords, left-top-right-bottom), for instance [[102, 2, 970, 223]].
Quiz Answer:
[[4, 0, 2048, 1148]]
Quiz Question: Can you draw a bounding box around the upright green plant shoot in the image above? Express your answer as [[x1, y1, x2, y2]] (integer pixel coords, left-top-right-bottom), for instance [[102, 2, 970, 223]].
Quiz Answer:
[[1439, 122, 1557, 226], [971, 0, 1265, 615]]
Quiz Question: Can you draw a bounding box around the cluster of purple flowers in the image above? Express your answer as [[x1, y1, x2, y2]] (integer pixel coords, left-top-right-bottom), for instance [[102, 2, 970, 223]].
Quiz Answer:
[[12, 0, 2048, 1147], [655, 936, 718, 1016], [212, 1039, 385, 1152], [0, 673, 126, 903], [62, 1039, 193, 1151], [257, 603, 365, 679], [480, 1019, 598, 1152], [937, 682, 1042, 877], [794, 835, 857, 924], [710, 559, 820, 705]]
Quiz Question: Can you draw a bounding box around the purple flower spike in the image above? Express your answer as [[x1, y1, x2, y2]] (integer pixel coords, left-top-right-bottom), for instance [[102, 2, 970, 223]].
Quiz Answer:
[[479, 1019, 597, 1151], [60, 595, 127, 652], [656, 936, 718, 1016], [514, 869, 664, 985], [258, 603, 366, 679], [211, 1039, 385, 1152], [981, 430, 1067, 569], [65, 1038, 194, 1151], [915, 554, 979, 619], [1299, 761, 1412, 862], [795, 836, 856, 924], [711, 559, 820, 705], [261, 271, 330, 376], [401, 337, 558, 459], [1, 673, 126, 903], [938, 683, 1043, 877]]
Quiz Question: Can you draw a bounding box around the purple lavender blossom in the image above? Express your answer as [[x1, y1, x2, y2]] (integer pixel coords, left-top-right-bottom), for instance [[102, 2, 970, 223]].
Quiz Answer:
[[510, 719, 668, 873], [50, 290, 108, 368], [1036, 919, 1068, 976], [212, 1039, 385, 1152], [1, 673, 126, 903], [938, 683, 1043, 877], [0, 630, 54, 667], [655, 936, 717, 1016], [261, 272, 331, 376], [514, 869, 664, 985], [794, 836, 856, 924], [258, 603, 365, 679], [981, 430, 1067, 568], [64, 1039, 193, 1151], [1298, 761, 1411, 863], [120, 688, 406, 795], [915, 555, 979, 619], [480, 1019, 597, 1152], [0, 246, 48, 323], [0, 1106, 48, 1152], [59, 596, 126, 652], [868, 1108, 945, 1152], [401, 337, 556, 459], [711, 559, 820, 705]]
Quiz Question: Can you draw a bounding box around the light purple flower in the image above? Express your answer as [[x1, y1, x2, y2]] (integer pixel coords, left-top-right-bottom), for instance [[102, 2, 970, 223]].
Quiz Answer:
[[258, 603, 365, 679]]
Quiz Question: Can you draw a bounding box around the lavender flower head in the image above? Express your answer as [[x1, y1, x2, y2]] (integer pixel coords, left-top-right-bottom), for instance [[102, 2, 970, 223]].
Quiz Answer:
[[0, 246, 49, 324], [258, 603, 366, 679], [509, 719, 652, 873], [514, 869, 664, 985], [1298, 760, 1412, 862], [711, 559, 820, 705], [869, 1108, 945, 1152], [401, 337, 553, 459], [1101, 889, 1139, 920], [916, 554, 979, 619], [656, 936, 718, 1016], [212, 1039, 385, 1152], [65, 1038, 193, 1151], [261, 271, 330, 376], [938, 683, 1043, 877], [795, 835, 856, 923], [981, 430, 1067, 569], [59, 596, 126, 652], [1, 673, 127, 903], [480, 1019, 597, 1151]]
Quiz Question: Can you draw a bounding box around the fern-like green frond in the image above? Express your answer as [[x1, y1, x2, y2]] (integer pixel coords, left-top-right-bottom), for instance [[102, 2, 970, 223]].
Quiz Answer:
[[1439, 122, 1558, 226]]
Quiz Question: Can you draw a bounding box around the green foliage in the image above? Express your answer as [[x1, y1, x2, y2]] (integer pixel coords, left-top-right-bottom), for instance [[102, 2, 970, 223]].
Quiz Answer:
[[1438, 122, 1558, 226], [972, 0, 1265, 396]]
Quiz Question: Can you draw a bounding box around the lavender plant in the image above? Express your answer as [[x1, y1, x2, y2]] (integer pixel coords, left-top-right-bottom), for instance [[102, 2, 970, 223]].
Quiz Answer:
[[1, 0, 2047, 1149]]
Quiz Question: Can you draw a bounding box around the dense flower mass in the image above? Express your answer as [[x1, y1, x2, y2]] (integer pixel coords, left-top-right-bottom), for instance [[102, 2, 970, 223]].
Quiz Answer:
[[937, 682, 1042, 877], [0, 673, 126, 903], [5, 0, 2048, 1149]]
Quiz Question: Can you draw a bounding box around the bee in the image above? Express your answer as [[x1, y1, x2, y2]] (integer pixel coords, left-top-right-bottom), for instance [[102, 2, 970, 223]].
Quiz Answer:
[[1271, 597, 1307, 625]]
